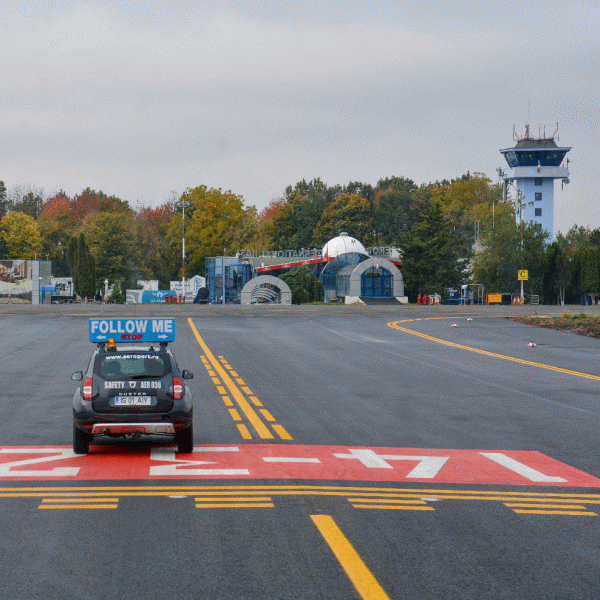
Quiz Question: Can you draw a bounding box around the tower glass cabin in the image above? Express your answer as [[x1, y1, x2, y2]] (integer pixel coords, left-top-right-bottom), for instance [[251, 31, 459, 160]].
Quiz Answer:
[[500, 125, 570, 239]]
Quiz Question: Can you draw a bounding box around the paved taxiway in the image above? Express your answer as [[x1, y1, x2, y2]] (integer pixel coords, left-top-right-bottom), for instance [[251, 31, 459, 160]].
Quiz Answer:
[[0, 305, 599, 599]]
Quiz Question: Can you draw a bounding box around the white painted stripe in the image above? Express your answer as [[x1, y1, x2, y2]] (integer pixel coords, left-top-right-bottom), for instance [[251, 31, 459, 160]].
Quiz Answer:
[[262, 457, 321, 463], [481, 453, 567, 483]]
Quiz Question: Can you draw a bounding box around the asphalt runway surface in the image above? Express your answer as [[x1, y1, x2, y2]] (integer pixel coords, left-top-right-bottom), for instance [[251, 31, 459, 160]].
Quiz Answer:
[[1, 305, 599, 599]]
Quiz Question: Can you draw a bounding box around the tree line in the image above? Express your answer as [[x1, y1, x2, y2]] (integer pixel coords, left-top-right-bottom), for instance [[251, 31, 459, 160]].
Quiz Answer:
[[0, 175, 598, 304]]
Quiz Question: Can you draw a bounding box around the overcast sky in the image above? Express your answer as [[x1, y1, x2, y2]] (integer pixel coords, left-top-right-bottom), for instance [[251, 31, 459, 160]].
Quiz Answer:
[[1, 0, 598, 235]]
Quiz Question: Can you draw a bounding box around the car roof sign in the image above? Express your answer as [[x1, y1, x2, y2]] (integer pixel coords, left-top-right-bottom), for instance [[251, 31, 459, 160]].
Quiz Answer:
[[89, 319, 176, 343]]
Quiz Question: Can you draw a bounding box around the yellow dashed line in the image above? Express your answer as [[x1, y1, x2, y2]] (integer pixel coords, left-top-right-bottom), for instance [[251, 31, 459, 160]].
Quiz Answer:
[[249, 396, 263, 407], [351, 505, 435, 511], [512, 510, 597, 516], [260, 409, 276, 422], [216, 386, 227, 395], [188, 319, 273, 439], [237, 424, 252, 439], [221, 396, 234, 407], [272, 424, 292, 440], [505, 503, 588, 509], [228, 408, 242, 421], [39, 504, 118, 509], [195, 503, 274, 508]]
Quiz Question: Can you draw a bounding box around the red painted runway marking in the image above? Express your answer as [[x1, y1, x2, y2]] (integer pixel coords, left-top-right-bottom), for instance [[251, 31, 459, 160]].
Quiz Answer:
[[0, 445, 598, 486]]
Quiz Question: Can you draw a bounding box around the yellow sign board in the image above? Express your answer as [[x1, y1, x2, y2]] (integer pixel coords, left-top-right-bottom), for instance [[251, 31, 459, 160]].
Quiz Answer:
[[518, 270, 528, 281]]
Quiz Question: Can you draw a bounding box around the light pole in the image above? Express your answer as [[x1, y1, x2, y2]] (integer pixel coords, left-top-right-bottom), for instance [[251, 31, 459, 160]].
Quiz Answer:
[[177, 195, 191, 302]]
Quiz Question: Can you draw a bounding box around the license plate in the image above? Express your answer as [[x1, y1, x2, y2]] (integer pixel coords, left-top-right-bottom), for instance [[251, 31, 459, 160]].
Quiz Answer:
[[114, 396, 152, 406]]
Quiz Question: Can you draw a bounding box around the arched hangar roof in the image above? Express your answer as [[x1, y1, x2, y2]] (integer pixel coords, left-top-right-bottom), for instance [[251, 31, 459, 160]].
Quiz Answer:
[[347, 257, 404, 297], [240, 275, 292, 305]]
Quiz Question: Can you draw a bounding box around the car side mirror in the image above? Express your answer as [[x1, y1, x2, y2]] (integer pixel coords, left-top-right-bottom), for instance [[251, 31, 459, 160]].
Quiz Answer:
[[182, 370, 193, 380], [71, 372, 83, 381]]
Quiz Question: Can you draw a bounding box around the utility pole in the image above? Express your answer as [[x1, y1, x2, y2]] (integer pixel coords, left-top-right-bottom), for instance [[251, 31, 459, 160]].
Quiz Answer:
[[519, 192, 525, 303]]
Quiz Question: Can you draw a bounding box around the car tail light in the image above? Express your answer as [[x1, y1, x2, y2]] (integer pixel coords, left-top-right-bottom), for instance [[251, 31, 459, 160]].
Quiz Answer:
[[173, 377, 183, 400], [83, 378, 93, 401]]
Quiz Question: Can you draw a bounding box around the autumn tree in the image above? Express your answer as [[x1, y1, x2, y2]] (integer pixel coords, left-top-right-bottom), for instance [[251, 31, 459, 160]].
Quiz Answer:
[[0, 211, 42, 258], [135, 200, 178, 288], [70, 188, 130, 227], [168, 186, 246, 276], [432, 173, 505, 256]]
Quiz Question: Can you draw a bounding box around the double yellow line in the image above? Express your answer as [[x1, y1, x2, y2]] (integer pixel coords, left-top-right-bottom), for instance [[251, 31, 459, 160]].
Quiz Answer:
[[188, 318, 292, 440]]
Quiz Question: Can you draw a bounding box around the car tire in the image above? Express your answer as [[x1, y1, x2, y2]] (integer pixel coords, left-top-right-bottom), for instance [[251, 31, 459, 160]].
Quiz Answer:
[[73, 424, 92, 454], [175, 424, 193, 453]]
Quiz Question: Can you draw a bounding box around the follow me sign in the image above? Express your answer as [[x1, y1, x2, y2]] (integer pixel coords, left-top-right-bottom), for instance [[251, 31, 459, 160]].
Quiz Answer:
[[89, 319, 176, 343]]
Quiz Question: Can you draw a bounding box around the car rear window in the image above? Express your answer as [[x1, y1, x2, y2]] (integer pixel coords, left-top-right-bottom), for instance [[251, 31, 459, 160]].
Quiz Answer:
[[94, 353, 171, 380]]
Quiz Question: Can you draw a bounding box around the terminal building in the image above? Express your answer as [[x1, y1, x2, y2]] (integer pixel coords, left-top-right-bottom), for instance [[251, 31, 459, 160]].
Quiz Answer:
[[205, 233, 407, 305], [500, 124, 571, 239]]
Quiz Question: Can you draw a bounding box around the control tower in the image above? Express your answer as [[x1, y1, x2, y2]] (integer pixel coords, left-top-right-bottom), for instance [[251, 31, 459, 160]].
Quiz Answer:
[[499, 124, 571, 239]]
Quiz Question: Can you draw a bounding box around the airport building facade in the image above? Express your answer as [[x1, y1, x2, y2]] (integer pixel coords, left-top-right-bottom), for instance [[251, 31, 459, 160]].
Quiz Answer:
[[205, 233, 407, 305]]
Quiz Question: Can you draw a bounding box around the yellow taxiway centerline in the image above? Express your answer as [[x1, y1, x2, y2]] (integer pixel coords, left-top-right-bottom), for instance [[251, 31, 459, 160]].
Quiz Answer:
[[388, 319, 600, 382], [311, 515, 391, 600]]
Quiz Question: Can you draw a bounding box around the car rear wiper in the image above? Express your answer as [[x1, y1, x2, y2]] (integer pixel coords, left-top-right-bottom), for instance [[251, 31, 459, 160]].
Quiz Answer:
[[131, 374, 163, 379]]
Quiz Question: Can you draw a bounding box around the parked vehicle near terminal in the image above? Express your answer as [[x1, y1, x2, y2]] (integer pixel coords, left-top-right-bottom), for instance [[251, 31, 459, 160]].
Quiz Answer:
[[71, 319, 194, 454]]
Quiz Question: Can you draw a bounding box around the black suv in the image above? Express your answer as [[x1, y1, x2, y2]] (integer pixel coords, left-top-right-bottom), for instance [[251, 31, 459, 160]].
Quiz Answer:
[[72, 341, 193, 454]]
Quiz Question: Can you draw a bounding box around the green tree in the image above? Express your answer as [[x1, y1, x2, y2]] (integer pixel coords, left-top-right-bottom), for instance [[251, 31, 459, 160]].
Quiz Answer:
[[279, 266, 321, 304], [543, 241, 570, 305], [472, 219, 549, 297], [82, 211, 134, 288], [571, 243, 600, 304], [39, 218, 72, 276], [0, 181, 8, 220], [400, 201, 464, 301], [11, 190, 44, 219], [313, 193, 375, 245], [75, 233, 95, 300], [0, 211, 42, 258], [271, 178, 340, 249], [373, 176, 419, 246]]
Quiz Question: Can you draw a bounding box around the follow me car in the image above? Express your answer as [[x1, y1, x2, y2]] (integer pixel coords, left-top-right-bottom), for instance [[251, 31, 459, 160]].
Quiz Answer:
[[71, 318, 194, 454]]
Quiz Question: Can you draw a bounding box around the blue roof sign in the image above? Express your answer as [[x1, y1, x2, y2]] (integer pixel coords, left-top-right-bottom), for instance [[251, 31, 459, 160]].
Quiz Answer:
[[89, 319, 176, 343]]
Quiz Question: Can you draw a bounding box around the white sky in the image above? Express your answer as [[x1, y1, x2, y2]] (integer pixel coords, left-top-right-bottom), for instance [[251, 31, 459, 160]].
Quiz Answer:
[[1, 0, 598, 235]]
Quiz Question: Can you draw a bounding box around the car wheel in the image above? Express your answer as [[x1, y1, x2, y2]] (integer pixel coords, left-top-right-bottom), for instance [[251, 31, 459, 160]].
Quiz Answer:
[[73, 424, 92, 454], [175, 424, 193, 453]]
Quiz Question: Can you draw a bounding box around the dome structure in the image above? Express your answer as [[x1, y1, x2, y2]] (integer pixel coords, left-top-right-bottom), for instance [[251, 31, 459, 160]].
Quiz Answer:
[[322, 233, 367, 260]]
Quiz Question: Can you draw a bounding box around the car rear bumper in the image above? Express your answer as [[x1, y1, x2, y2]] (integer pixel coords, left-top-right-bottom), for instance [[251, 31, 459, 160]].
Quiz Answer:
[[90, 422, 176, 435]]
